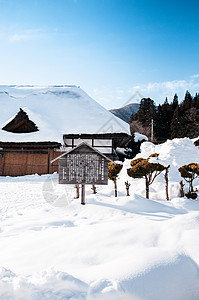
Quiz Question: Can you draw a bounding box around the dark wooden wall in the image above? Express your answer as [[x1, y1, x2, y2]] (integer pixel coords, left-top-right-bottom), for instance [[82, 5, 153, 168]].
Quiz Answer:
[[0, 149, 62, 176]]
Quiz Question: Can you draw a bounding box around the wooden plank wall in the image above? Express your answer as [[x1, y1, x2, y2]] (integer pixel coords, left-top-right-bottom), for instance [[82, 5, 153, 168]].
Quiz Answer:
[[1, 149, 63, 176]]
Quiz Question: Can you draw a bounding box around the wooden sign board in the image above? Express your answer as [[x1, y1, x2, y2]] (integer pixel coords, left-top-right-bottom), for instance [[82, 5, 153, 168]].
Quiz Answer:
[[59, 143, 109, 185]]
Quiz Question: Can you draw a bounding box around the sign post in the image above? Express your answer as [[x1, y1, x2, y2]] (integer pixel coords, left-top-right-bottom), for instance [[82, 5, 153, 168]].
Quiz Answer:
[[52, 141, 112, 205], [81, 184, 86, 205]]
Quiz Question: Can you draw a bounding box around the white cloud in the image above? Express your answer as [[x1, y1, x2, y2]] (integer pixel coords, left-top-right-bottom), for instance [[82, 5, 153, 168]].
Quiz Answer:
[[9, 29, 43, 42], [91, 86, 143, 109], [10, 34, 31, 42], [129, 76, 199, 104], [91, 75, 199, 109], [191, 74, 199, 79]]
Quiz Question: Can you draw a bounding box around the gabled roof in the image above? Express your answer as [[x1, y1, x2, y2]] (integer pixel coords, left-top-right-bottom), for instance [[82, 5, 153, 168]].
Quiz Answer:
[[51, 140, 113, 163], [0, 85, 130, 143], [2, 108, 38, 133]]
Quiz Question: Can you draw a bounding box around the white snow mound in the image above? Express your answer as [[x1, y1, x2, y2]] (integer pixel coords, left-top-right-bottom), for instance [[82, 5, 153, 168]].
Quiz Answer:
[[0, 138, 199, 299]]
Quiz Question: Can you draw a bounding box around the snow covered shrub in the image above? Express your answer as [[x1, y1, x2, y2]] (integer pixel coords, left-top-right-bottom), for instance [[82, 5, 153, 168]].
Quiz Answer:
[[108, 162, 123, 197], [185, 191, 197, 200], [178, 163, 199, 193], [149, 153, 159, 158], [127, 157, 166, 199]]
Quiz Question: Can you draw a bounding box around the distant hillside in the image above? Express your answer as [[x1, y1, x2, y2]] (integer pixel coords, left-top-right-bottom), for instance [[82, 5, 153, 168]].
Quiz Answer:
[[110, 103, 139, 124]]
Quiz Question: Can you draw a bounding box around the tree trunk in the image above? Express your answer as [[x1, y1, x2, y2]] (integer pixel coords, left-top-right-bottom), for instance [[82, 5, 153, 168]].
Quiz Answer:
[[190, 178, 194, 193], [91, 184, 97, 194], [114, 178, 117, 197], [125, 181, 130, 196], [126, 186, 130, 196], [165, 167, 169, 201], [75, 184, 80, 198], [179, 180, 184, 197], [145, 177, 149, 199]]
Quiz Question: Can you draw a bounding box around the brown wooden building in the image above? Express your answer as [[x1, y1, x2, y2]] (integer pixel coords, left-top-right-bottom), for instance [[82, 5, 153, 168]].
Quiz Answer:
[[0, 85, 131, 176], [0, 108, 62, 176], [0, 142, 61, 176]]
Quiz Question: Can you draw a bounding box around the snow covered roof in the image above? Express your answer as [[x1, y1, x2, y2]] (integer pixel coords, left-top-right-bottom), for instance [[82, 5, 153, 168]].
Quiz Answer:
[[134, 132, 148, 142], [0, 85, 130, 143]]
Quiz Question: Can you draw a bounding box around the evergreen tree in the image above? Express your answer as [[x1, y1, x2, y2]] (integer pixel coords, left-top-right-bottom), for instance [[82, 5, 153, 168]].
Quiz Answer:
[[155, 105, 166, 142], [130, 90, 199, 141], [193, 93, 199, 109], [170, 105, 187, 138], [131, 98, 157, 141], [172, 94, 178, 110], [155, 98, 175, 142], [177, 91, 199, 138], [133, 98, 156, 127], [182, 91, 192, 110], [164, 97, 169, 105]]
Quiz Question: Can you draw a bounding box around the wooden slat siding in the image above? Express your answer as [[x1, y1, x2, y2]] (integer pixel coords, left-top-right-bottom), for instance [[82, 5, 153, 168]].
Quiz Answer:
[[1, 149, 65, 176], [0, 155, 3, 176], [0, 141, 62, 176], [49, 149, 63, 174], [2, 152, 47, 176]]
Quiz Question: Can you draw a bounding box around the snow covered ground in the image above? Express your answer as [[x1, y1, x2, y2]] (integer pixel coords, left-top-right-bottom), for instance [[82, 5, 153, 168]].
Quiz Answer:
[[0, 138, 199, 299]]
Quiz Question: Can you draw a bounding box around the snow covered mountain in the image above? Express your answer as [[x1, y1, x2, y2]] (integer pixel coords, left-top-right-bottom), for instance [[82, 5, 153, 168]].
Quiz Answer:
[[0, 85, 130, 143], [110, 103, 139, 123]]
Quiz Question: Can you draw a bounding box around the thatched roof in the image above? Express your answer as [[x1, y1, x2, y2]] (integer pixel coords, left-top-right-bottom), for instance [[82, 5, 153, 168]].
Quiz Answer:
[[0, 85, 130, 143]]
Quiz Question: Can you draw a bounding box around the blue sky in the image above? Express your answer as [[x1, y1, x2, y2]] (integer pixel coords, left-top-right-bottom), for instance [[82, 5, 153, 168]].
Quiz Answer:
[[0, 0, 199, 108]]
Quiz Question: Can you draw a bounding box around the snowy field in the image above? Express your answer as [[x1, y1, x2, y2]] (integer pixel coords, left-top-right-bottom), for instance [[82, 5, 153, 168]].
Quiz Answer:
[[0, 138, 199, 299]]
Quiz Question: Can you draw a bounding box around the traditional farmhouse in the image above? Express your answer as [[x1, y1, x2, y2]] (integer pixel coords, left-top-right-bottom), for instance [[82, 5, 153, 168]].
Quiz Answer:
[[0, 85, 130, 176]]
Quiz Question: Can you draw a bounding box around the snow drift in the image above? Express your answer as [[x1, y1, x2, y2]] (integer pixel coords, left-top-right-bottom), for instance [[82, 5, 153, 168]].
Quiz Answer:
[[0, 138, 199, 299]]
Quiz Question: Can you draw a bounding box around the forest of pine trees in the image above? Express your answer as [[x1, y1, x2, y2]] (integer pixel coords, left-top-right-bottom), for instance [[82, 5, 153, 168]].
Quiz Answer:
[[130, 91, 199, 143]]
